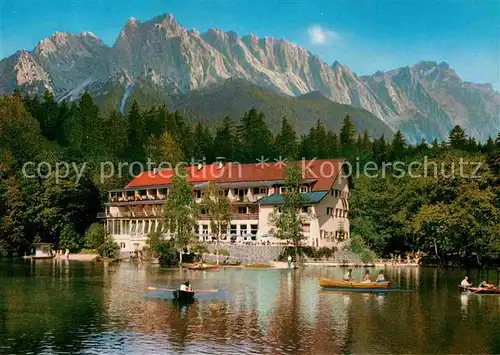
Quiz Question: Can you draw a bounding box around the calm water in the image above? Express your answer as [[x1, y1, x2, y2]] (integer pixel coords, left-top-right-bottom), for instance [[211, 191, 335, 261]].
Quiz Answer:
[[1, 261, 500, 354]]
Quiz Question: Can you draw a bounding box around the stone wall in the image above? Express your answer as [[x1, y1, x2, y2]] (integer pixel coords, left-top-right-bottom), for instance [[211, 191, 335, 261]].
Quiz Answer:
[[203, 245, 284, 264]]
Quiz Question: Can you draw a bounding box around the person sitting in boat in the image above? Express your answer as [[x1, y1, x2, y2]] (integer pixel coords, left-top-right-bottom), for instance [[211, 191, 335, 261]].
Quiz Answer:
[[361, 270, 372, 283], [343, 269, 353, 281], [479, 280, 494, 289], [180, 281, 191, 292], [376, 270, 386, 283], [460, 276, 472, 287]]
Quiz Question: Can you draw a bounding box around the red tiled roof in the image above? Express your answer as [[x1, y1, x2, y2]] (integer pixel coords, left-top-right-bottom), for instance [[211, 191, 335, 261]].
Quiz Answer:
[[125, 159, 345, 191]]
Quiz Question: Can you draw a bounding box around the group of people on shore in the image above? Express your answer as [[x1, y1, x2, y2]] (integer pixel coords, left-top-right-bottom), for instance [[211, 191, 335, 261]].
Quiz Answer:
[[390, 252, 421, 265], [343, 269, 387, 283], [53, 249, 70, 259], [461, 276, 497, 289]]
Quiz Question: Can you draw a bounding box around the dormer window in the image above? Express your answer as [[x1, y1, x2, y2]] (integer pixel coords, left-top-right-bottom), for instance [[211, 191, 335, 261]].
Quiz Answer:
[[300, 186, 308, 193]]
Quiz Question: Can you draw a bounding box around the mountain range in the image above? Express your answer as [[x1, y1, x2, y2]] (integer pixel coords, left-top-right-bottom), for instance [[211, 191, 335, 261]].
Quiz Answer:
[[1, 13, 499, 143]]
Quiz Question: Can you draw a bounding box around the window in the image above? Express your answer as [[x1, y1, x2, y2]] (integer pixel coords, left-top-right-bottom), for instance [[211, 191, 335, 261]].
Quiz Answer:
[[302, 223, 310, 232], [156, 220, 162, 233], [200, 208, 207, 215], [144, 220, 150, 235], [202, 225, 209, 234], [301, 206, 309, 214], [240, 224, 247, 235], [123, 220, 130, 235], [230, 224, 237, 235], [259, 187, 268, 194], [331, 189, 339, 198], [279, 187, 287, 194], [300, 186, 308, 193], [114, 220, 120, 235], [253, 187, 260, 195], [196, 190, 202, 199], [106, 221, 112, 234], [238, 207, 247, 214], [326, 207, 333, 216], [137, 221, 143, 235], [251, 224, 258, 235], [120, 242, 126, 249], [130, 221, 137, 235]]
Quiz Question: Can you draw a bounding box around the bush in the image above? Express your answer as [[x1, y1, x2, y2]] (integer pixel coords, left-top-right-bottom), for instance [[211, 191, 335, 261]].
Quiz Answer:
[[156, 239, 179, 267], [98, 237, 120, 258], [349, 235, 366, 254], [59, 225, 82, 252], [218, 248, 230, 256], [349, 235, 377, 263], [85, 223, 106, 250]]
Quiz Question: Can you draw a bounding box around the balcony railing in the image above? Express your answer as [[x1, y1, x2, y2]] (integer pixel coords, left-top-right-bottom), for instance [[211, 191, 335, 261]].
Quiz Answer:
[[198, 213, 259, 221], [109, 195, 166, 203]]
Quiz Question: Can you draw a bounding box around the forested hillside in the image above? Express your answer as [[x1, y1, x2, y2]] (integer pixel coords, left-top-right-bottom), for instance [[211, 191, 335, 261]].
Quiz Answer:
[[0, 90, 498, 266]]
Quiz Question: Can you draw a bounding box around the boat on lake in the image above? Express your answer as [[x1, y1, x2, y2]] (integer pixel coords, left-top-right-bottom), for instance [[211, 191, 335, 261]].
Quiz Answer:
[[317, 277, 390, 289], [457, 285, 500, 294], [173, 289, 196, 302], [187, 264, 221, 271], [29, 255, 56, 260]]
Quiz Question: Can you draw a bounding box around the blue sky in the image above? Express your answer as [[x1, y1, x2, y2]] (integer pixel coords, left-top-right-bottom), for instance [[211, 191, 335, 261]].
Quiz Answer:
[[2, 0, 499, 89]]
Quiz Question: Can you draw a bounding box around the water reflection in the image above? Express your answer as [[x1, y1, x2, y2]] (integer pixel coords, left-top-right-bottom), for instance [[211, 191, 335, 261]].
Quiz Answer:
[[1, 262, 500, 354]]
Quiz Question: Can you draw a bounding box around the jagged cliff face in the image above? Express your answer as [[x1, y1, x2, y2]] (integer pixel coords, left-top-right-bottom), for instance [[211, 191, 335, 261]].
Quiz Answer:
[[0, 13, 498, 142]]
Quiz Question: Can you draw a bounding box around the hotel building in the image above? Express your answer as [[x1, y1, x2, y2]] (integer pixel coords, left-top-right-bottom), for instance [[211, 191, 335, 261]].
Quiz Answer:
[[104, 159, 352, 253]]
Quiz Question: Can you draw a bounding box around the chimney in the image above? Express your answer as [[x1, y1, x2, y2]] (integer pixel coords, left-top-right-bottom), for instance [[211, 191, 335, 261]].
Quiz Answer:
[[216, 156, 226, 169]]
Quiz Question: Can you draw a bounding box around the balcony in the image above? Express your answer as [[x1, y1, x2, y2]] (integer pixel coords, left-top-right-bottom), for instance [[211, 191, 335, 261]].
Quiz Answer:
[[232, 213, 259, 220]]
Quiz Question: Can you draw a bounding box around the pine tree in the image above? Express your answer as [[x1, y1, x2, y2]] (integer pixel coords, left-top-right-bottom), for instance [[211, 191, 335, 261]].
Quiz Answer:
[[126, 100, 143, 161], [484, 136, 495, 154], [339, 115, 356, 157], [448, 125, 467, 151], [193, 122, 214, 162], [313, 120, 329, 159], [275, 117, 298, 160], [361, 130, 372, 153], [390, 130, 407, 161], [326, 131, 339, 158], [239, 108, 274, 162], [372, 135, 388, 165], [213, 116, 239, 162]]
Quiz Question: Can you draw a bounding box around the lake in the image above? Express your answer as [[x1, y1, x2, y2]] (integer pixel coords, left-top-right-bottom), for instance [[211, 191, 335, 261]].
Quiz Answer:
[[1, 260, 500, 354]]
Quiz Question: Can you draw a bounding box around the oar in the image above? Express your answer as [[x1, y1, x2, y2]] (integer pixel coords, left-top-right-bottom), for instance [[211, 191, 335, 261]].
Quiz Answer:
[[147, 286, 219, 293]]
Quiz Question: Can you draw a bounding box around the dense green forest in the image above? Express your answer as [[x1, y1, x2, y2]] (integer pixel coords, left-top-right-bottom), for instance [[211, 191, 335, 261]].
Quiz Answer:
[[0, 90, 498, 266]]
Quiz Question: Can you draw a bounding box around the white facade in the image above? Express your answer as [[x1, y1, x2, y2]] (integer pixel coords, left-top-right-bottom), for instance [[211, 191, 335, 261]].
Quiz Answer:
[[104, 168, 351, 253]]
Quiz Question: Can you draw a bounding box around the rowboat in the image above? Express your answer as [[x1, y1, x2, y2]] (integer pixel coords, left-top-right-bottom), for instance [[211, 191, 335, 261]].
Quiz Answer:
[[317, 278, 390, 289], [187, 264, 221, 271], [457, 285, 500, 294], [27, 255, 56, 260], [173, 289, 196, 302]]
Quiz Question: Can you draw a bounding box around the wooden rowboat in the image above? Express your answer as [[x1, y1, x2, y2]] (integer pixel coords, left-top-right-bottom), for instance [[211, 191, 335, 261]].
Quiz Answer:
[[317, 277, 390, 289], [187, 264, 221, 271], [173, 289, 196, 302], [457, 285, 500, 294], [29, 255, 56, 260]]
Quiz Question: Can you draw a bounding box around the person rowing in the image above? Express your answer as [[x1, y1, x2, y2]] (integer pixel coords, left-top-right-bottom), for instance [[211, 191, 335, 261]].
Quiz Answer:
[[179, 280, 191, 292], [460, 276, 472, 287], [343, 268, 353, 282]]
